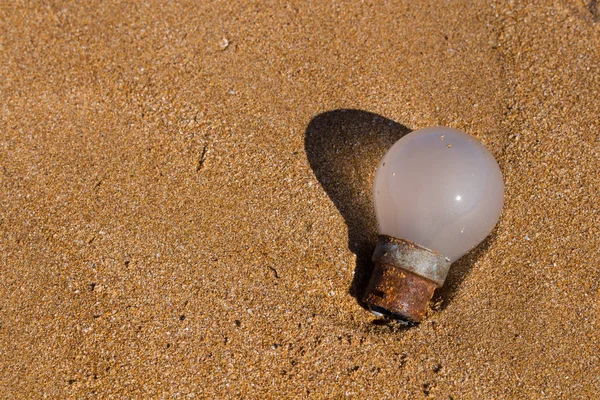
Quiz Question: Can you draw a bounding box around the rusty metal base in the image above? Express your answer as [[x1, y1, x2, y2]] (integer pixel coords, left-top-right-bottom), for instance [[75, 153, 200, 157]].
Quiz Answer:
[[363, 261, 438, 323], [363, 235, 450, 323]]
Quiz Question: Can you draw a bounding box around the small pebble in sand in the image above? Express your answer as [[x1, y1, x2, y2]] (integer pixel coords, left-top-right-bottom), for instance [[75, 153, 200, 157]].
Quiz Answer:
[[219, 37, 230, 50]]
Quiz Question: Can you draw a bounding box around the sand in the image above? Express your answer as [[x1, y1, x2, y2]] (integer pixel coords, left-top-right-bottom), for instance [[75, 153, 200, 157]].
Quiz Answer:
[[1, 0, 599, 398]]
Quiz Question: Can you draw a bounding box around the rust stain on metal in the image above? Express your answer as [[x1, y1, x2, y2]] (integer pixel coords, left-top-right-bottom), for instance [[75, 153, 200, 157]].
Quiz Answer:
[[364, 263, 437, 322], [371, 235, 450, 286], [363, 235, 450, 323]]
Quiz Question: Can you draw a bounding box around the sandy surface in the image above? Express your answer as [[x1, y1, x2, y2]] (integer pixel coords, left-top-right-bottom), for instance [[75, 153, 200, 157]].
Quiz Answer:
[[1, 0, 599, 398]]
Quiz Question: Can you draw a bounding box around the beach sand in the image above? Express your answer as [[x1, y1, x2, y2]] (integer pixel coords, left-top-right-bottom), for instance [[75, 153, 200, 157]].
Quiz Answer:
[[1, 0, 599, 398]]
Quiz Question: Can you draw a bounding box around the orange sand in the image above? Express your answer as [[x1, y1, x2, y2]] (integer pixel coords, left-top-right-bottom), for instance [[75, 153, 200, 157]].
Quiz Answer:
[[1, 1, 599, 398]]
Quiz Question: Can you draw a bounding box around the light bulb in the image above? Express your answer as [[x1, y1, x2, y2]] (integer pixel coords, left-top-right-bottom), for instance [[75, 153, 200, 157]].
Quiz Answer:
[[363, 126, 504, 322]]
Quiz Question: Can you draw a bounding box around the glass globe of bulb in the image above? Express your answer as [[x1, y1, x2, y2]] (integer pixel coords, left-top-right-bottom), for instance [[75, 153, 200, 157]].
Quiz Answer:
[[365, 126, 504, 322], [374, 126, 503, 261]]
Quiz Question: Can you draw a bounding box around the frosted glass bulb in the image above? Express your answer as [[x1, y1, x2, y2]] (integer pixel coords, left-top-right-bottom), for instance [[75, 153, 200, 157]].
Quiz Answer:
[[374, 126, 504, 261], [364, 126, 504, 322]]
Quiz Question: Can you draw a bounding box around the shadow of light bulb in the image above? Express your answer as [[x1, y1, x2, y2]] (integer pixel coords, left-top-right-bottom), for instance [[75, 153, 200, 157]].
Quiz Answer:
[[304, 110, 410, 301]]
